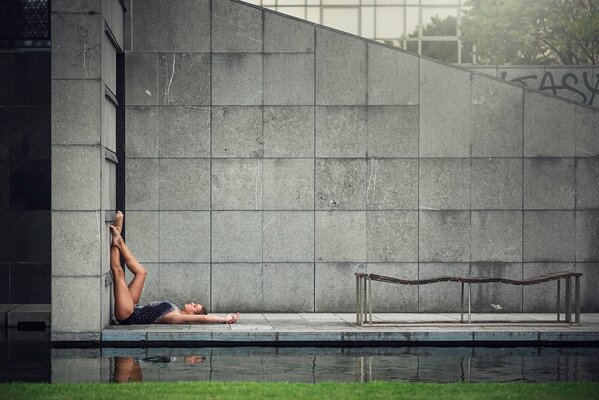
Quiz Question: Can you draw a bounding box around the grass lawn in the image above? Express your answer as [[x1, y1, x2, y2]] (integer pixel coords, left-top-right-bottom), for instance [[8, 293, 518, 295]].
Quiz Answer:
[[1, 381, 598, 400]]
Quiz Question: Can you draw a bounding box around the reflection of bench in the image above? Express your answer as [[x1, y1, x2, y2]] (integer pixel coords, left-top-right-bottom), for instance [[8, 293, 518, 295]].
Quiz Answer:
[[355, 271, 583, 325]]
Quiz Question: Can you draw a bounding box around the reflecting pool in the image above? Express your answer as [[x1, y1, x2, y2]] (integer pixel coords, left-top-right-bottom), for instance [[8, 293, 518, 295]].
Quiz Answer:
[[2, 341, 599, 383]]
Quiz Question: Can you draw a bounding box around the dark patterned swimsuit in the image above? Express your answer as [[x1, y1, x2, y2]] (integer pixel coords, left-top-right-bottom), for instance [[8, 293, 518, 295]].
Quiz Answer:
[[117, 301, 178, 325]]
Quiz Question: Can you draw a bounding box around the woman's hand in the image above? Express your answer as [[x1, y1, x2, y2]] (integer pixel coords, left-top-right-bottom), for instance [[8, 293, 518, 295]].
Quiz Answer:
[[223, 312, 240, 324]]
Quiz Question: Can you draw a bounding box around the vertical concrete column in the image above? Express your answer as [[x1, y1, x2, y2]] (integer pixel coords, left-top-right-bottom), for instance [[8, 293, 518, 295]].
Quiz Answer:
[[51, 0, 125, 341]]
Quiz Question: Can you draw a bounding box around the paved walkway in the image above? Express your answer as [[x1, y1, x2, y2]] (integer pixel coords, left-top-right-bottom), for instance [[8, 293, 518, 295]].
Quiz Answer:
[[102, 313, 599, 343]]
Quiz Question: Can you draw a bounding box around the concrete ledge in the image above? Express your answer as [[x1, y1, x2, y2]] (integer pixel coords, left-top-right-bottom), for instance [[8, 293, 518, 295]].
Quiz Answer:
[[6, 304, 51, 327], [98, 313, 599, 344], [0, 304, 21, 326]]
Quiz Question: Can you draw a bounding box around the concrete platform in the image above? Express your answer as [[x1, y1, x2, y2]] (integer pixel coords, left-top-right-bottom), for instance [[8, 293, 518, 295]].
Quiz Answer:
[[101, 313, 599, 344], [6, 304, 51, 327]]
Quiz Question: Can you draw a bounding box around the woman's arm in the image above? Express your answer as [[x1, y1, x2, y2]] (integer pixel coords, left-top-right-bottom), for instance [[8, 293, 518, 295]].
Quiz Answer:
[[159, 312, 239, 324]]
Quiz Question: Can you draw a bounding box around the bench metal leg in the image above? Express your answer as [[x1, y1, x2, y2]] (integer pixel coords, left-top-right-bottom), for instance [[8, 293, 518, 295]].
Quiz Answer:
[[575, 276, 581, 324], [363, 276, 368, 325], [565, 277, 572, 323], [557, 279, 560, 322], [368, 277, 372, 325], [356, 275, 361, 324], [468, 283, 471, 324], [460, 282, 464, 323]]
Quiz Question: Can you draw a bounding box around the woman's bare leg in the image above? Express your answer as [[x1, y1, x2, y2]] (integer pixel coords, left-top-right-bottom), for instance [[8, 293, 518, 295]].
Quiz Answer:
[[111, 242, 134, 321], [109, 225, 147, 305]]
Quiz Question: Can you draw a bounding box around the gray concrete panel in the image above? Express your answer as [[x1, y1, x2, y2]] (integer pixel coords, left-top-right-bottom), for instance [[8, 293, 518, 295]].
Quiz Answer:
[[576, 263, 599, 312], [125, 53, 159, 105], [366, 211, 418, 262], [366, 159, 418, 210], [419, 158, 470, 210], [263, 211, 314, 262], [212, 0, 262, 53], [315, 263, 362, 312], [212, 106, 263, 157], [471, 158, 522, 210], [159, 211, 210, 263], [52, 277, 101, 332], [131, 0, 210, 53], [159, 106, 211, 158], [470, 263, 522, 312], [576, 211, 599, 262], [159, 263, 210, 310], [263, 106, 314, 158], [125, 106, 159, 158], [212, 159, 262, 210], [158, 54, 210, 106], [576, 158, 599, 209], [315, 28, 366, 105], [575, 106, 599, 157], [418, 263, 469, 312], [367, 44, 418, 106], [52, 0, 101, 12], [212, 263, 263, 312], [263, 263, 314, 312], [315, 106, 367, 158], [52, 212, 101, 276], [315, 211, 366, 262], [420, 59, 472, 157], [264, 12, 314, 53], [160, 159, 210, 210], [52, 146, 101, 211], [367, 106, 418, 157], [523, 158, 575, 210], [125, 158, 159, 210], [523, 211, 575, 262], [212, 211, 262, 262], [549, 67, 594, 103], [471, 67, 496, 77], [51, 13, 102, 79], [212, 54, 262, 105], [365, 263, 418, 312], [52, 80, 102, 145], [471, 75, 523, 157], [263, 159, 314, 210], [315, 159, 366, 210], [125, 211, 159, 263], [524, 91, 575, 156], [102, 34, 117, 94], [471, 211, 522, 262], [419, 211, 470, 262], [522, 263, 574, 312], [264, 54, 314, 105]]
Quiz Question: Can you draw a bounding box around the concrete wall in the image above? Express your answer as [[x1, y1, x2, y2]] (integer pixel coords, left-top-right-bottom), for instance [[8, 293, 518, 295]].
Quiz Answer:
[[0, 50, 51, 304], [124, 0, 599, 313], [51, 0, 124, 340]]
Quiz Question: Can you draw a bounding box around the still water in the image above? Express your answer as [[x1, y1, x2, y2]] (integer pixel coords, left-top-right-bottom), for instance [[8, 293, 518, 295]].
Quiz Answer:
[[2, 341, 599, 383]]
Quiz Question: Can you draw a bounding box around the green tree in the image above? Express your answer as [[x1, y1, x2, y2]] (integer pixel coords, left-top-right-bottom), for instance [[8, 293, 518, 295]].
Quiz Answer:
[[461, 0, 599, 65], [406, 15, 474, 63]]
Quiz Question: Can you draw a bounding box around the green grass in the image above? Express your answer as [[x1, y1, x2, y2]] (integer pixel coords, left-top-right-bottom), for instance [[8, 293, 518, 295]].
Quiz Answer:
[[1, 382, 598, 400]]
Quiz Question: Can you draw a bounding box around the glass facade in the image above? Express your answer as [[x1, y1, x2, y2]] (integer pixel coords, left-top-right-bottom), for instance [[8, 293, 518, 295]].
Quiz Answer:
[[245, 0, 470, 64]]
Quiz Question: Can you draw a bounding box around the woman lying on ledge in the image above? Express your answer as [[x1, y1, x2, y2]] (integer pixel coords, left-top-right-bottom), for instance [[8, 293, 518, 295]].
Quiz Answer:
[[110, 211, 240, 325]]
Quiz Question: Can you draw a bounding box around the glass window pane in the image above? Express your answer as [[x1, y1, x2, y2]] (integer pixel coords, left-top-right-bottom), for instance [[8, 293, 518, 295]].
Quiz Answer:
[[361, 6, 375, 38], [421, 7, 457, 36], [263, 0, 277, 6], [421, 0, 460, 4], [277, 0, 305, 5], [306, 6, 321, 23], [243, 0, 262, 5], [322, 8, 359, 35], [405, 6, 419, 38], [361, 0, 375, 5], [307, 0, 321, 5], [277, 6, 306, 19], [375, 6, 404, 38], [406, 40, 418, 54], [376, 0, 405, 4], [323, 0, 359, 5], [421, 40, 458, 63]]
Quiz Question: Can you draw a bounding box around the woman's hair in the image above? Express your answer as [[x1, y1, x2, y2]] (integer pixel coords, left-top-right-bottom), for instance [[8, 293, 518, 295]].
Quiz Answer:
[[196, 304, 207, 315]]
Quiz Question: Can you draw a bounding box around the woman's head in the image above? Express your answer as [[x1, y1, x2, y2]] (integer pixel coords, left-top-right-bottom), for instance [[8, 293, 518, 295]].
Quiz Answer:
[[182, 302, 207, 315]]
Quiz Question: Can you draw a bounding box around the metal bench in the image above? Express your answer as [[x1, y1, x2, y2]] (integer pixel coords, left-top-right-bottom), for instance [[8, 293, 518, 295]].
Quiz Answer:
[[355, 271, 583, 325]]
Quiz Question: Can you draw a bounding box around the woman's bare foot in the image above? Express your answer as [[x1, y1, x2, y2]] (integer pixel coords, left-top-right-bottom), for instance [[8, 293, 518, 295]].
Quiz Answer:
[[114, 211, 124, 235], [109, 225, 123, 247]]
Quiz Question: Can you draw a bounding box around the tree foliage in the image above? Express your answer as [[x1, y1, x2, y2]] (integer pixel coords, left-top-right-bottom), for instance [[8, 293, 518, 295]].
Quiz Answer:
[[461, 0, 599, 65]]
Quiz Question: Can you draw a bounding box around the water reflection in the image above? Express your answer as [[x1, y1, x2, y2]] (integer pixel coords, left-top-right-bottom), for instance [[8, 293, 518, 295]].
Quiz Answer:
[[47, 347, 599, 384], [2, 343, 599, 383]]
